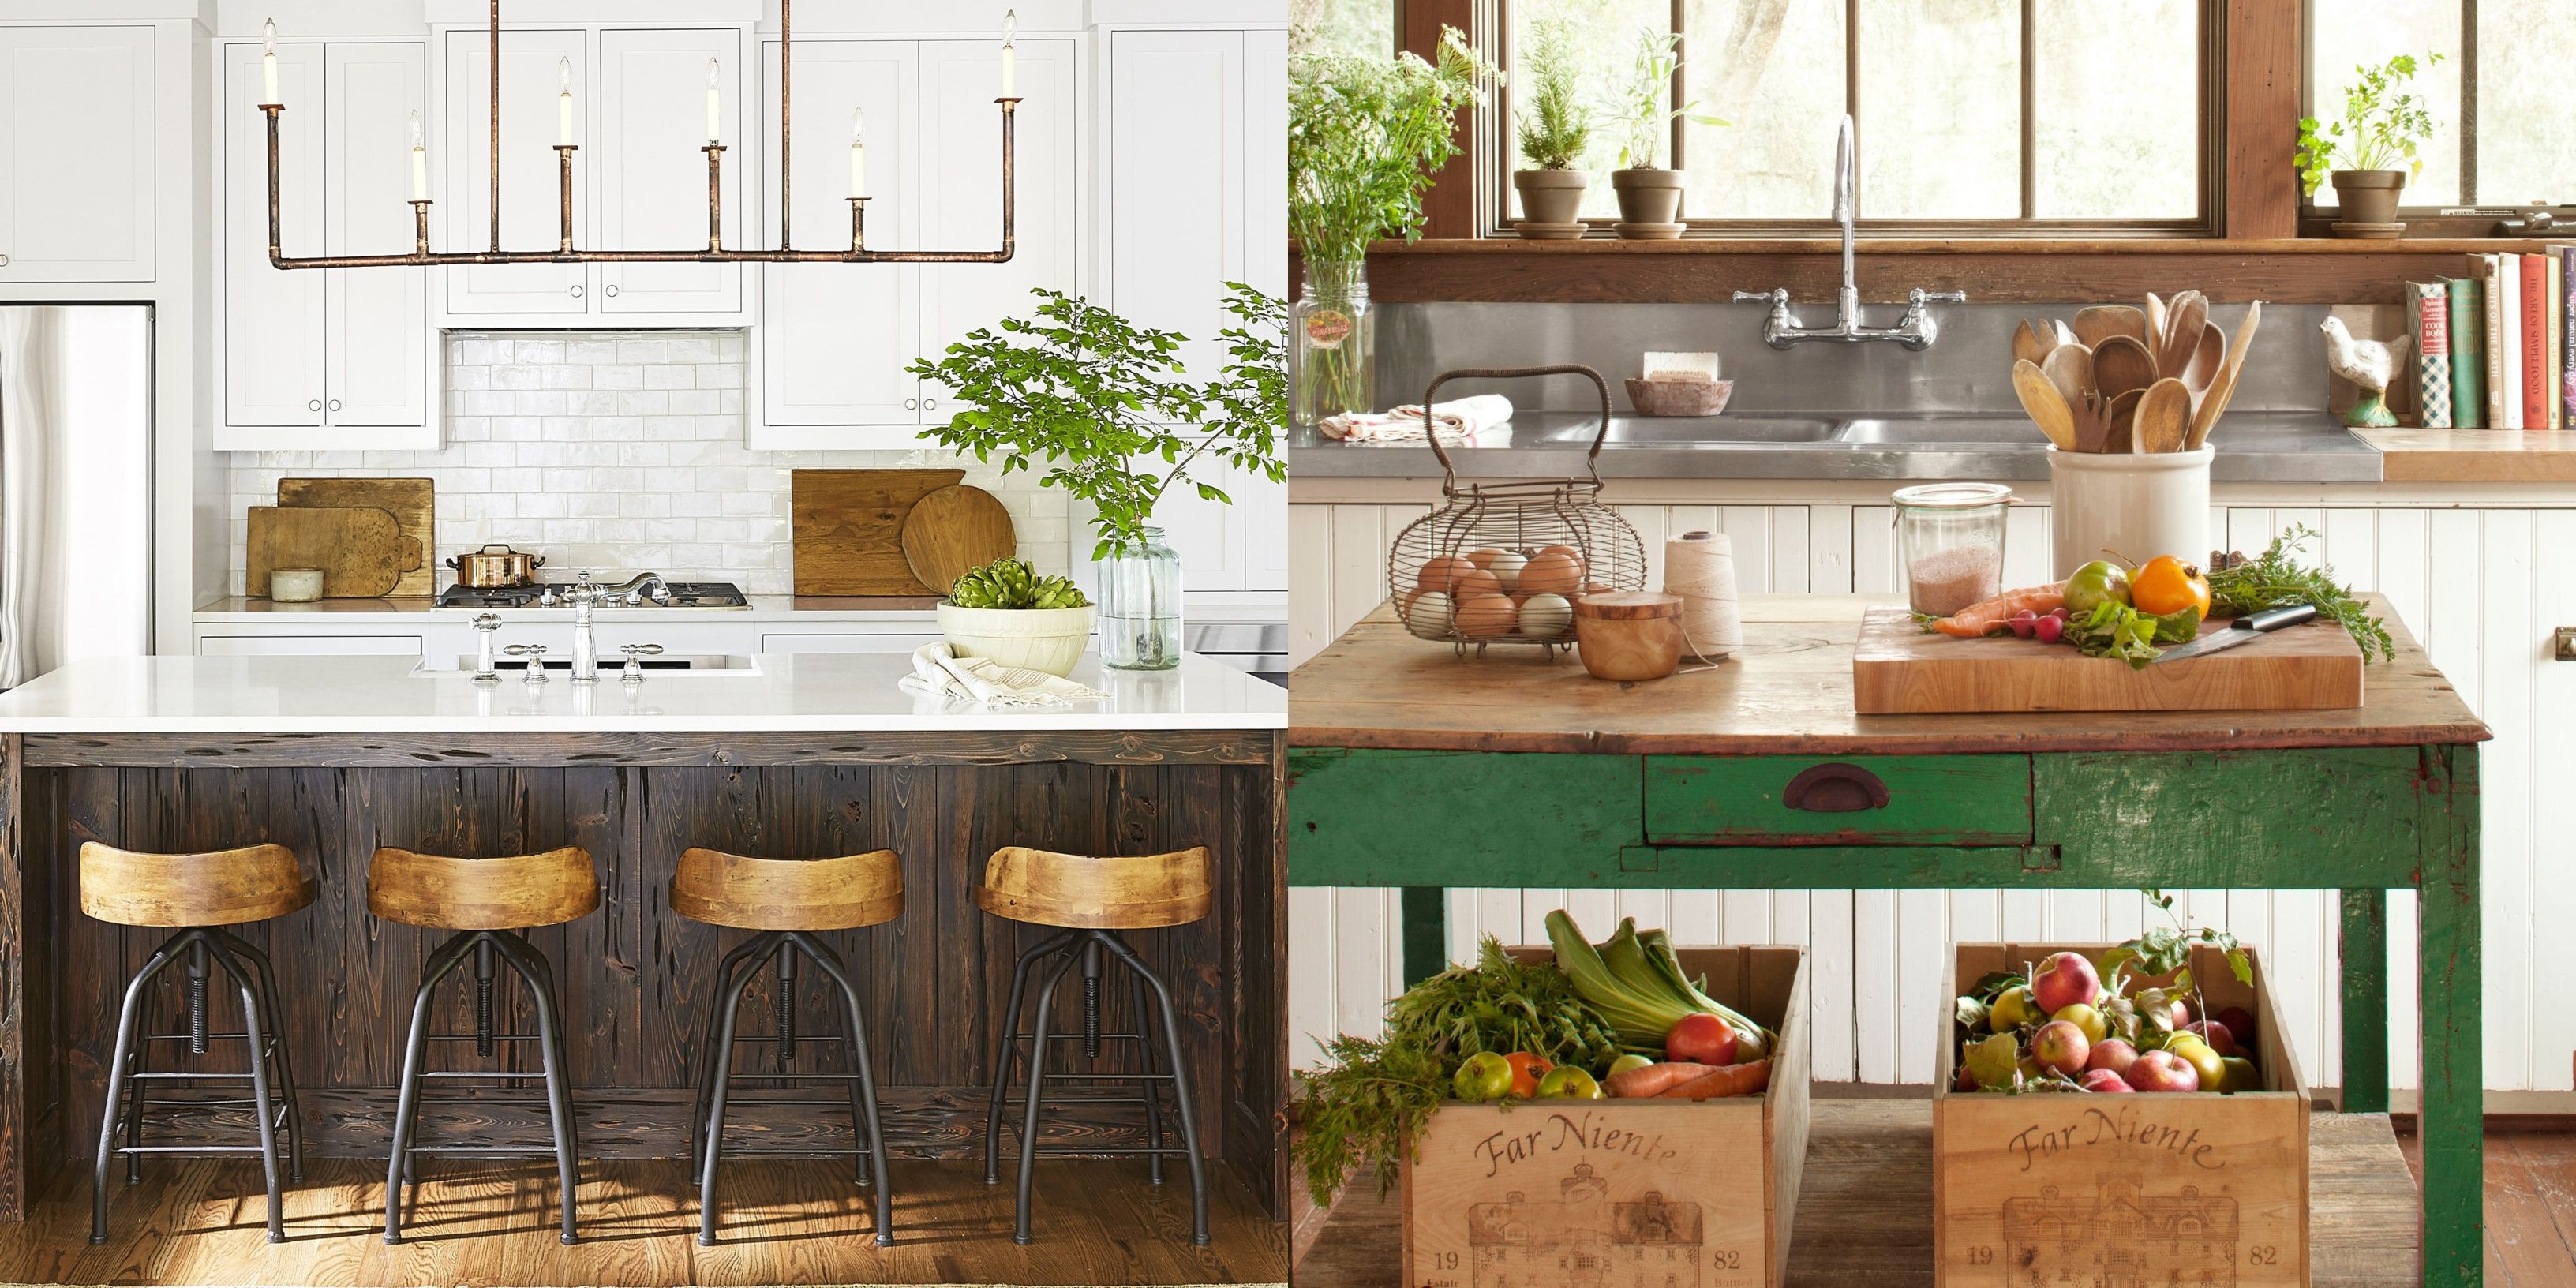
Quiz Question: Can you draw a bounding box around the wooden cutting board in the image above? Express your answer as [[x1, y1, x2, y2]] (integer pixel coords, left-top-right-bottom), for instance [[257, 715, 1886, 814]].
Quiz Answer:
[[278, 477, 434, 596], [1851, 605, 2364, 713], [246, 505, 403, 599], [900, 484, 1015, 595], [791, 468, 967, 596]]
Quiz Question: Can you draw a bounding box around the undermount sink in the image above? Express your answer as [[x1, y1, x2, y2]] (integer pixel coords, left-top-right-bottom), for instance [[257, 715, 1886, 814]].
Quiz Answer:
[[418, 653, 766, 677], [1541, 416, 1840, 445], [1835, 417, 2052, 446]]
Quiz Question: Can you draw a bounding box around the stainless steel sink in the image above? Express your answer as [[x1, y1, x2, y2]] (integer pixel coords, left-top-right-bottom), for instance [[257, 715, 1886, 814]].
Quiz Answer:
[[1836, 417, 2050, 445], [1542, 416, 1840, 445]]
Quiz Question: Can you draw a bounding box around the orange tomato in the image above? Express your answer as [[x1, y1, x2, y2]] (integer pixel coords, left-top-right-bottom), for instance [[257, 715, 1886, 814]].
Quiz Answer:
[[1503, 1051, 1554, 1099], [2129, 555, 2211, 619]]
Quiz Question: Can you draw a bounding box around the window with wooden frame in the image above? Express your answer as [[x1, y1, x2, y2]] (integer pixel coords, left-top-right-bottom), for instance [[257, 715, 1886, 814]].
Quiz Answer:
[[2305, 0, 2576, 219], [1489, 0, 2219, 238]]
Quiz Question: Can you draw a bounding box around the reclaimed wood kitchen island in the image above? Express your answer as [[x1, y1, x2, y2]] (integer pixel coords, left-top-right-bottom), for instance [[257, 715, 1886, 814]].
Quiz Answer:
[[0, 651, 1290, 1262], [1288, 595, 2490, 1286]]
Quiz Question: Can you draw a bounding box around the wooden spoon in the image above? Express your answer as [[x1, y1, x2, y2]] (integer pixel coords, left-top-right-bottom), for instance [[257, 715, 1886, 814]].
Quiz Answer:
[[2012, 318, 2050, 366], [2183, 321, 2226, 394], [2012, 359, 2079, 451], [2187, 300, 2262, 449], [2090, 334, 2159, 400], [2135, 378, 2192, 454], [2144, 293, 2167, 347], [2042, 342, 2097, 414], [2101, 388, 2144, 454], [2072, 305, 2148, 350], [2158, 290, 2208, 378]]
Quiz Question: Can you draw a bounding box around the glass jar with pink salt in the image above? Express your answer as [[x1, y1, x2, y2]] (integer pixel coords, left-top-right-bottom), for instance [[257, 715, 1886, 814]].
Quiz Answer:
[[1892, 483, 2013, 618]]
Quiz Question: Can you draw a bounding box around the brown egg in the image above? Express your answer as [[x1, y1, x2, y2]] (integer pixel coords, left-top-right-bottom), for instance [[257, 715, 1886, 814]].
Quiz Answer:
[[1466, 548, 1508, 570], [1519, 550, 1583, 597], [1454, 593, 1518, 638], [1417, 554, 1473, 593], [1453, 569, 1503, 601]]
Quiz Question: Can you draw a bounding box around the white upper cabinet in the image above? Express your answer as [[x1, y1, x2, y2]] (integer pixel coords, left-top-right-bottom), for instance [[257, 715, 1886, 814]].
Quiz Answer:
[[441, 26, 588, 316], [223, 40, 324, 429], [597, 28, 743, 316], [0, 25, 155, 283], [917, 37, 1077, 418], [324, 43, 432, 429]]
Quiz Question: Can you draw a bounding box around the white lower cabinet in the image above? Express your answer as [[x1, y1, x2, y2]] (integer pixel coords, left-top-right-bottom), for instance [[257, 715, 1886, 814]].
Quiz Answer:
[[759, 631, 937, 654]]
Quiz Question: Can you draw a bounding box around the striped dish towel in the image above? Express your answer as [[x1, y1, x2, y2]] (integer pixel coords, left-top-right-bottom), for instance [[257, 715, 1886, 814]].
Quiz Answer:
[[898, 642, 1106, 706]]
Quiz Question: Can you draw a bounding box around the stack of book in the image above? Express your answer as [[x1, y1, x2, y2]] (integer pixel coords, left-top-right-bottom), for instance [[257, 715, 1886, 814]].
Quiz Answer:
[[2410, 247, 2576, 429]]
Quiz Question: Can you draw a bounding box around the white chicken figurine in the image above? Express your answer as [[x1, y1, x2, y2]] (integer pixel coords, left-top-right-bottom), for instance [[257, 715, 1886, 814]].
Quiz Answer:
[[2320, 315, 2413, 427]]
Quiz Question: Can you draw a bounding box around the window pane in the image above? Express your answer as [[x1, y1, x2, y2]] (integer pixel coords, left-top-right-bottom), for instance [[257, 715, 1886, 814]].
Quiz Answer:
[[1856, 0, 2020, 218], [1505, 0, 1674, 219], [2031, 0, 2197, 218], [1289, 0, 1396, 61], [1680, 0, 1847, 219], [2308, 1, 2461, 207], [2477, 0, 2576, 204]]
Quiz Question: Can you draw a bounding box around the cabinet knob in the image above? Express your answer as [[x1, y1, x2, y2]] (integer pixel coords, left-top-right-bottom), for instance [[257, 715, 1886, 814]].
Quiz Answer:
[[570, 283, 584, 298], [308, 399, 323, 411], [904, 398, 919, 411], [604, 284, 620, 298], [327, 399, 342, 412], [0, 253, 11, 268], [923, 398, 937, 411]]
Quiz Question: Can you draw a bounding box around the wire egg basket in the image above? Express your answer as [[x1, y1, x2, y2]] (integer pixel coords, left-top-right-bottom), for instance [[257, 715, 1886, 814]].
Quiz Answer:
[[1386, 365, 1648, 657]]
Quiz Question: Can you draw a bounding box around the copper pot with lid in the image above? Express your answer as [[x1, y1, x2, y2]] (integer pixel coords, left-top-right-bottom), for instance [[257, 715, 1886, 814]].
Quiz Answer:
[[446, 543, 545, 588]]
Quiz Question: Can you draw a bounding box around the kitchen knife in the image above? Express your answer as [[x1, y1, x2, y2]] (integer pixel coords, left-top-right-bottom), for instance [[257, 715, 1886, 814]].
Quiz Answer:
[[2148, 603, 2320, 664]]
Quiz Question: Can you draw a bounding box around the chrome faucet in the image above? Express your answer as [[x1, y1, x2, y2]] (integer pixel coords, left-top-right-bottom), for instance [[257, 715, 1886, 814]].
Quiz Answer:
[[1732, 114, 1966, 350], [560, 571, 672, 683]]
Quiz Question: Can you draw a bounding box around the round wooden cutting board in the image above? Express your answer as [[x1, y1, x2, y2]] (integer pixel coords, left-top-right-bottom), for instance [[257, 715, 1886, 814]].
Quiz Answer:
[[900, 484, 1017, 595]]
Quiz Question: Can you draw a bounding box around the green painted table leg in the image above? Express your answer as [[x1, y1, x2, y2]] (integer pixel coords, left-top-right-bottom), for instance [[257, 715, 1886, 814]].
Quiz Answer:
[[1400, 887, 1447, 987], [2417, 745, 2482, 1287], [2338, 887, 2389, 1114]]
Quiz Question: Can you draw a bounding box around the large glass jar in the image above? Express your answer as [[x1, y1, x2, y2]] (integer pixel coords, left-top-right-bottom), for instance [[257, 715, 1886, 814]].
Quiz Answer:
[[1892, 483, 2012, 617], [1291, 259, 1374, 428], [1098, 526, 1182, 670]]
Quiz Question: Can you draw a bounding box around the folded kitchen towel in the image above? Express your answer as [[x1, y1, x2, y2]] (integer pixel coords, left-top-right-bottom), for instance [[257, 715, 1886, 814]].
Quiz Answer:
[[898, 642, 1108, 707], [1318, 394, 1515, 443]]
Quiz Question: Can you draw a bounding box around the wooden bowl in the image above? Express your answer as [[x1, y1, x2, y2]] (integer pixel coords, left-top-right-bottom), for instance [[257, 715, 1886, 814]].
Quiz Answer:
[[1625, 377, 1734, 417], [1573, 591, 1684, 681]]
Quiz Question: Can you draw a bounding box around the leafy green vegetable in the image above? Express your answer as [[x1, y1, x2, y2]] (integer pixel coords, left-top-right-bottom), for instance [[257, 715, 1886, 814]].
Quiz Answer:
[[2207, 525, 2394, 661], [1546, 912, 1769, 1054], [2065, 600, 2202, 668], [945, 558, 1088, 610]]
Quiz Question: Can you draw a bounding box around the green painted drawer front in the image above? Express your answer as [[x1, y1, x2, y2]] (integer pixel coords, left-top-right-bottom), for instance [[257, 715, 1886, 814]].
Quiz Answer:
[[1289, 747, 1646, 886], [1643, 754, 2034, 846], [2032, 747, 2423, 885]]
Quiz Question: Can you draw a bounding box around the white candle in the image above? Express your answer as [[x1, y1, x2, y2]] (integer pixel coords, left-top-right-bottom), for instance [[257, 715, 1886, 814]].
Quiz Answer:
[[557, 56, 574, 146], [1000, 10, 1017, 97], [262, 18, 279, 103], [409, 110, 427, 200], [848, 107, 865, 198], [705, 57, 721, 143]]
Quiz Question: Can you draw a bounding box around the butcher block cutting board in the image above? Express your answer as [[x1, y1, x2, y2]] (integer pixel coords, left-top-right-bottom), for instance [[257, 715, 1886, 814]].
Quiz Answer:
[[1852, 605, 2363, 713], [277, 477, 434, 596], [246, 505, 403, 599], [792, 468, 966, 596]]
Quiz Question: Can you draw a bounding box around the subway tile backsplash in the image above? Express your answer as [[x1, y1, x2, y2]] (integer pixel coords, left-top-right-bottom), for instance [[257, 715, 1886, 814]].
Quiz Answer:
[[226, 331, 1069, 597]]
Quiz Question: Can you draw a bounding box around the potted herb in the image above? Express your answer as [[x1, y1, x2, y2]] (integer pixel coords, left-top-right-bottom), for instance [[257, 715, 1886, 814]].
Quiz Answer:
[[936, 557, 1094, 677], [911, 285, 1286, 671], [2296, 52, 2443, 237], [1511, 17, 1592, 237], [1288, 27, 1496, 425], [1607, 28, 1724, 238]]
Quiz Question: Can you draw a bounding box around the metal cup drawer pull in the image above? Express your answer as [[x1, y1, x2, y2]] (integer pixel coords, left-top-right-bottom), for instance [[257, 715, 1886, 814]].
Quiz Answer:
[[1782, 762, 1891, 812]]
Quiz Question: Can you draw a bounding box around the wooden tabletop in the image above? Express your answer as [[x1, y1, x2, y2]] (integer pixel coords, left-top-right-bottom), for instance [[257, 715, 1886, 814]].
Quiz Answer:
[[1290, 595, 2488, 756]]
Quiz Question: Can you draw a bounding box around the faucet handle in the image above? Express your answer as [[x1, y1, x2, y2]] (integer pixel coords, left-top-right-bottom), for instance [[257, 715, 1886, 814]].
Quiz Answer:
[[618, 642, 664, 683], [1910, 288, 1968, 305], [504, 642, 549, 683], [474, 612, 502, 631], [1733, 288, 1790, 309]]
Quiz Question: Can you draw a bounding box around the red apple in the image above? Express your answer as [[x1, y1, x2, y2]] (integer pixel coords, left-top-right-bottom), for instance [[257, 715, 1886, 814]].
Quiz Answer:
[[2183, 1019, 2237, 1058], [2030, 952, 2101, 1015], [1664, 1013, 1738, 1066], [2027, 1020, 2091, 1078], [2218, 1005, 2259, 1046], [2123, 1049, 2202, 1093], [2080, 1068, 2135, 1094], [2086, 1038, 2139, 1076]]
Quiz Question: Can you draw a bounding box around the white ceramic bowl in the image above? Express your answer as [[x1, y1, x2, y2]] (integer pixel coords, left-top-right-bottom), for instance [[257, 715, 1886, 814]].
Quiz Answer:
[[935, 603, 1095, 677], [2046, 446, 2212, 578]]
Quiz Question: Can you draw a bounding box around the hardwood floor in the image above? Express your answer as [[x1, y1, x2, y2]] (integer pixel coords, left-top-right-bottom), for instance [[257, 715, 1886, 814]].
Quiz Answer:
[[0, 1157, 1287, 1286], [2398, 1128, 2576, 1286]]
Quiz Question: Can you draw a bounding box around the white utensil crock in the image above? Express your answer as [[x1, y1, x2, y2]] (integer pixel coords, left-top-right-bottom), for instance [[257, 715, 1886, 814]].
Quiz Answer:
[[2046, 446, 2211, 578]]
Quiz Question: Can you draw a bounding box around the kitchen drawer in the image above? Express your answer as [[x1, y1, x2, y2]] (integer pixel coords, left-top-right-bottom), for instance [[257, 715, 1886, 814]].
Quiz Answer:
[[197, 634, 423, 657], [1643, 754, 2032, 846]]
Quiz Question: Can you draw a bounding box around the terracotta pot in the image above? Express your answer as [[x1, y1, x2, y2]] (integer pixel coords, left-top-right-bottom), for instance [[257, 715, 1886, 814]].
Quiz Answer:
[[1513, 168, 1589, 230], [2328, 169, 2406, 231], [1610, 168, 1685, 233]]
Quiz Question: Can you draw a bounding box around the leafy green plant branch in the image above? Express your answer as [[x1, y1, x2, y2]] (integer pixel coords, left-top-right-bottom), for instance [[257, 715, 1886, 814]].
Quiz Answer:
[[1613, 27, 1725, 170], [1514, 17, 1592, 170], [2296, 52, 2444, 195], [1290, 25, 1499, 263], [909, 285, 1286, 562]]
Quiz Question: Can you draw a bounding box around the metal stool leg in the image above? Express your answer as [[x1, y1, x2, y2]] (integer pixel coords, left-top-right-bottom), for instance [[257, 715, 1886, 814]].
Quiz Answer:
[[690, 935, 769, 1174], [983, 930, 1073, 1185], [92, 941, 181, 1244], [122, 1000, 148, 1187], [694, 931, 769, 1246], [203, 935, 286, 1242], [216, 930, 305, 1183], [797, 932, 894, 1246], [489, 931, 580, 1245], [1099, 932, 1208, 1245], [1129, 969, 1166, 1186], [1012, 947, 1084, 1245], [384, 931, 478, 1245]]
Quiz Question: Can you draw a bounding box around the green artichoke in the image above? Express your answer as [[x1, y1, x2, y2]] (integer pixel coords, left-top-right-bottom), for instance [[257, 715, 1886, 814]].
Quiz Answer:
[[947, 558, 1090, 610]]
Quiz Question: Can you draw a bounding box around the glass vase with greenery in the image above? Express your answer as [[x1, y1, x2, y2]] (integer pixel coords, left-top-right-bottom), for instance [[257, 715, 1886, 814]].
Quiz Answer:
[[2297, 52, 2443, 228], [909, 285, 1286, 669], [1288, 27, 1496, 425], [1511, 17, 1593, 231]]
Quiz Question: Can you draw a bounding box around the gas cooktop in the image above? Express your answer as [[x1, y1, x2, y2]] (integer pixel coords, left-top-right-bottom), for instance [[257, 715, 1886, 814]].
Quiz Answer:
[[433, 580, 751, 610]]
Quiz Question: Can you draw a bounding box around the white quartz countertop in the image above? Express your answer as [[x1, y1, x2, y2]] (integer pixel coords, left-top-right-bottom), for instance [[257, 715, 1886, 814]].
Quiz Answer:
[[191, 595, 945, 623], [0, 653, 1286, 733]]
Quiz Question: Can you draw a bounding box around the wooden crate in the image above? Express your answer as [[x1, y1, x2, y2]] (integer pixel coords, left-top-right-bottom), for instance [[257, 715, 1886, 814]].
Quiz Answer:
[[1933, 942, 2311, 1288], [1400, 945, 1810, 1288]]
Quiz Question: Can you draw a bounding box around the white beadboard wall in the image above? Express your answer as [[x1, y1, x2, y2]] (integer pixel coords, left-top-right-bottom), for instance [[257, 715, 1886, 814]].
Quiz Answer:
[[1287, 500, 2576, 1095], [226, 331, 1072, 595]]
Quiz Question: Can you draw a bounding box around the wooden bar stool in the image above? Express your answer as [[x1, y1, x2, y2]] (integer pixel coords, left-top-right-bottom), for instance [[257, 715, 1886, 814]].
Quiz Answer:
[[674, 847, 901, 1246], [367, 844, 597, 1245], [81, 841, 313, 1245], [977, 844, 1212, 1245]]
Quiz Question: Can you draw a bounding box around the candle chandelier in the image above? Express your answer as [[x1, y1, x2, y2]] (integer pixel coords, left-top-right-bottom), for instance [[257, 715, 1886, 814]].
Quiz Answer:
[[256, 0, 1020, 269]]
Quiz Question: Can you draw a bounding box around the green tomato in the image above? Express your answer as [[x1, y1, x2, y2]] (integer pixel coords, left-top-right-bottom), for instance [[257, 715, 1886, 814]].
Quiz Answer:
[[2064, 560, 2132, 616], [1452, 1051, 1513, 1103]]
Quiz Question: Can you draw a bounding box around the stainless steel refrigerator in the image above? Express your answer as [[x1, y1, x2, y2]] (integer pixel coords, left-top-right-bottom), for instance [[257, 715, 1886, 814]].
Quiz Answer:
[[0, 304, 152, 687]]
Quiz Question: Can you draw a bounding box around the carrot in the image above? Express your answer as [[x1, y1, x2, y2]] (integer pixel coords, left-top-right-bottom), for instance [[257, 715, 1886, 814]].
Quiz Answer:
[[1604, 1061, 1717, 1099], [1930, 582, 2068, 638], [1657, 1059, 1771, 1099]]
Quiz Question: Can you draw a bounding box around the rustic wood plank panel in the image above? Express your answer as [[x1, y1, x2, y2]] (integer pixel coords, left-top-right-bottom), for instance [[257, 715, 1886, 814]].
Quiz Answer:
[[23, 731, 1279, 769]]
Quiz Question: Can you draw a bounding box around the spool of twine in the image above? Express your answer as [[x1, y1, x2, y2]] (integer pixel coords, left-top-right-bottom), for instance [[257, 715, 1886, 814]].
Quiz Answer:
[[1664, 530, 1743, 661]]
